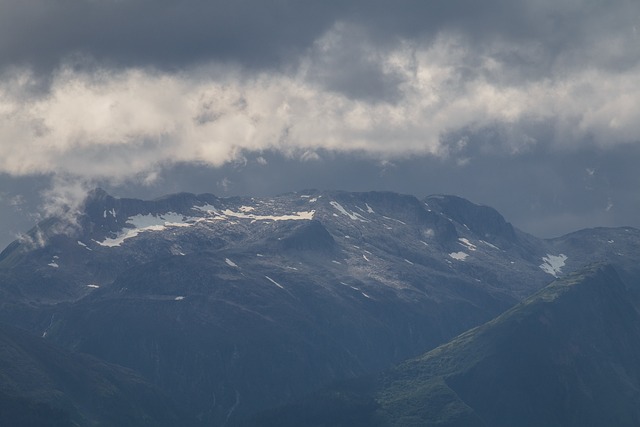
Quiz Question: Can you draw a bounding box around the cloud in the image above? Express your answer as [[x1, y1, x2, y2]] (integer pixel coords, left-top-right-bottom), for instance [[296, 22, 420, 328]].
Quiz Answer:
[[38, 175, 93, 232], [0, 0, 640, 72], [1, 24, 639, 187], [0, 0, 639, 226], [0, 0, 340, 72], [256, 156, 268, 165]]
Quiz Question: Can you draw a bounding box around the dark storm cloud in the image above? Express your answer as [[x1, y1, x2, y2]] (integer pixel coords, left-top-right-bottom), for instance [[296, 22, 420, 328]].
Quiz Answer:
[[0, 0, 339, 72], [2, 0, 638, 75]]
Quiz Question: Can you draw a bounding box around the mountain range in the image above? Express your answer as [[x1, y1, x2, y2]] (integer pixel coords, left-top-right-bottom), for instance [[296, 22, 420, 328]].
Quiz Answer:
[[0, 189, 638, 425]]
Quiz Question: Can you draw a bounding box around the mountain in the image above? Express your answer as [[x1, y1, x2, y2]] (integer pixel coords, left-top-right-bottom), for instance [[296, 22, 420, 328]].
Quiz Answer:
[[1, 189, 639, 424], [0, 322, 191, 426], [248, 263, 640, 426]]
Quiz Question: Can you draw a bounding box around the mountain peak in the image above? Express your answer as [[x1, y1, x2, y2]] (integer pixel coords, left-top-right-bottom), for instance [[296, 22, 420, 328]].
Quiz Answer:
[[424, 194, 518, 245]]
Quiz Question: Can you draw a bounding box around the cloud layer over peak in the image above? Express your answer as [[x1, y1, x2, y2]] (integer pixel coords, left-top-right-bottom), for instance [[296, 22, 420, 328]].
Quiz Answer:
[[1, 0, 639, 247]]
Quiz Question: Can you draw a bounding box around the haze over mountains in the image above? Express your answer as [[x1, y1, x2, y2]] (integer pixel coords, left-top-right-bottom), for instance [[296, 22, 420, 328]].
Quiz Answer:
[[0, 189, 639, 426]]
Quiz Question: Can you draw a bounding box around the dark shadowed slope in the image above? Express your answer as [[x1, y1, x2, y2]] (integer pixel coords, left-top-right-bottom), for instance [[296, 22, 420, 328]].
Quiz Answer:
[[0, 322, 192, 427], [248, 264, 640, 427]]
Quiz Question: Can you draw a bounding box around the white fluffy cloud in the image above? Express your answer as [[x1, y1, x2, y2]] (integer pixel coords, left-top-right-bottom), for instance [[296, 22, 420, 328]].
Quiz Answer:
[[1, 26, 639, 184]]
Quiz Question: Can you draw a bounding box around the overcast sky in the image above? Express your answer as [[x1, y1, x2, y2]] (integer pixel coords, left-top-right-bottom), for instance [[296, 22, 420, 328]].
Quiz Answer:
[[1, 0, 639, 249]]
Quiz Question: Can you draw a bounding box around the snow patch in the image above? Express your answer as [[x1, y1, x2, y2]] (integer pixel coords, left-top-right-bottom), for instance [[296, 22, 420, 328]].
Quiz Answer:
[[174, 296, 185, 301], [382, 215, 406, 225], [539, 254, 567, 277], [449, 252, 468, 261], [87, 284, 100, 289], [265, 276, 285, 289], [332, 260, 342, 265], [330, 201, 368, 222], [193, 203, 219, 214], [365, 203, 374, 213], [222, 209, 315, 221], [48, 262, 59, 268], [404, 259, 414, 265], [97, 229, 145, 247], [458, 238, 477, 251], [96, 212, 194, 247], [480, 240, 500, 250], [363, 254, 371, 262], [96, 206, 314, 248], [361, 292, 372, 299], [225, 258, 238, 268]]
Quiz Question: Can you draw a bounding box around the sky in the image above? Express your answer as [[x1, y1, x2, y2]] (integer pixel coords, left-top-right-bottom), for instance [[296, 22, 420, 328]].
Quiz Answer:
[[1, 0, 639, 249]]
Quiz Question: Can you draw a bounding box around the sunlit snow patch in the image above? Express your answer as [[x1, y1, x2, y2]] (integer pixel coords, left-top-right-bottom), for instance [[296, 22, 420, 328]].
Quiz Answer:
[[225, 258, 239, 268], [87, 284, 100, 289], [539, 254, 568, 277], [449, 252, 469, 261], [174, 296, 185, 301]]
